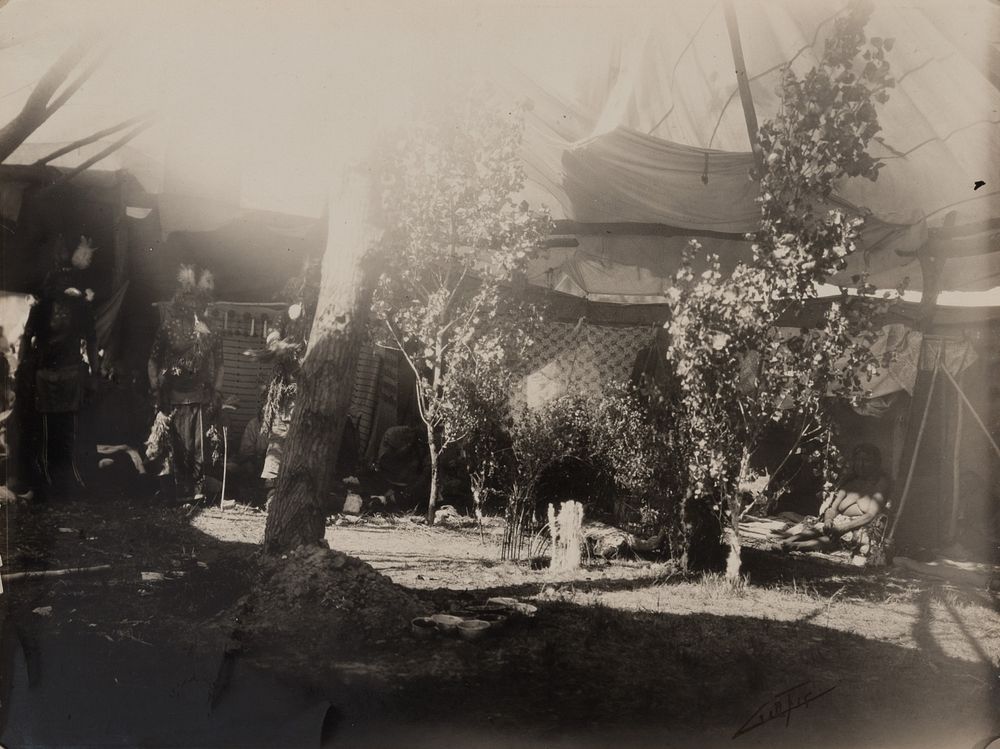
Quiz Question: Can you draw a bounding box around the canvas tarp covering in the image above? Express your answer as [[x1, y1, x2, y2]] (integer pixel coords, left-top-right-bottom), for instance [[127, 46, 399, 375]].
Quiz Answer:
[[550, 1, 1000, 233], [531, 234, 749, 305], [1, 1, 997, 297], [503, 0, 1000, 296], [525, 222, 930, 304]]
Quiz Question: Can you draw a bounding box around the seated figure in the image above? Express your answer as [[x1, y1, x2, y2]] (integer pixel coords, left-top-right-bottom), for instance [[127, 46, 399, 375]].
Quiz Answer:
[[376, 425, 428, 489], [225, 412, 269, 505], [781, 443, 889, 554]]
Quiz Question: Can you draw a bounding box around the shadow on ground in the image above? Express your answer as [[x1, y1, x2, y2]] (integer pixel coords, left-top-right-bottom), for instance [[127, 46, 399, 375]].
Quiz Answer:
[[1, 498, 997, 749]]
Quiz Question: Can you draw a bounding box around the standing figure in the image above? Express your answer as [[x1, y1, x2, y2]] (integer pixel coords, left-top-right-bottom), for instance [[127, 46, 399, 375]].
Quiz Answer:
[[145, 266, 224, 502], [252, 261, 321, 508], [257, 307, 307, 508], [18, 236, 99, 499]]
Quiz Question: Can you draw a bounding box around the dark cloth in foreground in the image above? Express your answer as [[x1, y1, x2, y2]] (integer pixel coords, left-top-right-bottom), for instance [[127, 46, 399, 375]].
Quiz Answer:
[[40, 412, 84, 490]]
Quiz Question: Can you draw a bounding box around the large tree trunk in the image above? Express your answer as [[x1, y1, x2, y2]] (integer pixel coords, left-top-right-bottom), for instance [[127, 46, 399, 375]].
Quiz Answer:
[[263, 165, 379, 554]]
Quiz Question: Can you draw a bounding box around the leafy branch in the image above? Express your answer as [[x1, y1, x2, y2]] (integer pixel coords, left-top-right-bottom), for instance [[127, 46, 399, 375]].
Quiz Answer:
[[662, 0, 899, 577]]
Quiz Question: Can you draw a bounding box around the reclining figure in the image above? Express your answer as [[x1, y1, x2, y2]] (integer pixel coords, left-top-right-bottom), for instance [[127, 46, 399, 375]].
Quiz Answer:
[[780, 443, 889, 554]]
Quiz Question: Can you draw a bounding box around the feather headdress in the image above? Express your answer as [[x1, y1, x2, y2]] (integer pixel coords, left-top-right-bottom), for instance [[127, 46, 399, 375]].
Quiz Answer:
[[71, 236, 97, 270], [172, 264, 215, 312], [198, 269, 214, 292], [177, 264, 197, 288]]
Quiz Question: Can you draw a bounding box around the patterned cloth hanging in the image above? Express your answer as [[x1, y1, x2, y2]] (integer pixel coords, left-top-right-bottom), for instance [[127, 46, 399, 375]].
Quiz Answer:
[[516, 320, 654, 408]]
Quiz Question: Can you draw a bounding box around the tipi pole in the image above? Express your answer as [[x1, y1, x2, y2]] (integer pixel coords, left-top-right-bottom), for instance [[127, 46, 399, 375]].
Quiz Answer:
[[942, 364, 1000, 462], [48, 120, 154, 187], [947, 347, 970, 541], [220, 425, 228, 509], [889, 232, 947, 544], [887, 349, 942, 543], [723, 0, 764, 173]]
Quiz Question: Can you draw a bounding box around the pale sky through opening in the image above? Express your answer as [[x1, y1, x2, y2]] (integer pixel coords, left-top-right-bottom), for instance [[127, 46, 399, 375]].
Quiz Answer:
[[1, 0, 613, 175]]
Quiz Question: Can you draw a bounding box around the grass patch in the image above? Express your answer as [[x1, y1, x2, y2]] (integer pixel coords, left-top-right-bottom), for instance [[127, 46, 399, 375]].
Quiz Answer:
[[696, 571, 750, 599]]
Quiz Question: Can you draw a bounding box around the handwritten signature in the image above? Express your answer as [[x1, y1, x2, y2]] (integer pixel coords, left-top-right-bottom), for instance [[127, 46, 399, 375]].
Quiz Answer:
[[733, 681, 835, 739]]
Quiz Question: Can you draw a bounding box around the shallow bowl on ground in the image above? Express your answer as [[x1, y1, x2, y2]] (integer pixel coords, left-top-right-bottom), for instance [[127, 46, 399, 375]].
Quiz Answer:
[[486, 597, 518, 609], [457, 619, 490, 641], [411, 617, 437, 638], [453, 610, 508, 627], [430, 614, 463, 632]]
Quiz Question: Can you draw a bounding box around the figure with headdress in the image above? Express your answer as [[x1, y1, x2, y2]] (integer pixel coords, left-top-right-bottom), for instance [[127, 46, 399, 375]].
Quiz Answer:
[[145, 265, 224, 502], [247, 259, 318, 507], [17, 235, 100, 498]]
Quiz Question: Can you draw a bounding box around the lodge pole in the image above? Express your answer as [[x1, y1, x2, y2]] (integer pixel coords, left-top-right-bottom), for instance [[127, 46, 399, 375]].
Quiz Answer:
[[723, 0, 764, 174], [48, 120, 154, 187], [33, 113, 153, 166], [888, 216, 949, 545], [949, 368, 964, 541], [942, 364, 1000, 462], [887, 348, 942, 543], [947, 345, 970, 541]]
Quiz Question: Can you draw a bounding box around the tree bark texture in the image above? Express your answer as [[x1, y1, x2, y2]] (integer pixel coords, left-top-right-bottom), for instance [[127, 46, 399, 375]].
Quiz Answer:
[[424, 330, 444, 525], [724, 494, 743, 582], [263, 165, 379, 554], [548, 500, 584, 571], [426, 429, 440, 525]]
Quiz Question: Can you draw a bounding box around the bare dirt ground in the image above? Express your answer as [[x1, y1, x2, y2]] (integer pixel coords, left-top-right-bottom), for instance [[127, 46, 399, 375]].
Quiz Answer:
[[2, 495, 998, 749]]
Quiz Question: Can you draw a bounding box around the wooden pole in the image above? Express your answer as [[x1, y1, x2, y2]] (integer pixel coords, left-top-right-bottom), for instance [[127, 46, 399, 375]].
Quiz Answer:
[[220, 425, 229, 509], [723, 0, 764, 174], [887, 348, 942, 543], [949, 368, 964, 541], [947, 345, 970, 541], [47, 121, 154, 187], [1, 564, 112, 584], [112, 169, 129, 289], [942, 364, 1000, 462], [888, 221, 947, 544], [33, 114, 152, 166], [915, 212, 952, 331]]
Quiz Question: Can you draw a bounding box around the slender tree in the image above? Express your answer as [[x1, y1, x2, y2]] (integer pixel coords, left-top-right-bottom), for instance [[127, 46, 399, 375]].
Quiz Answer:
[[371, 93, 551, 525]]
